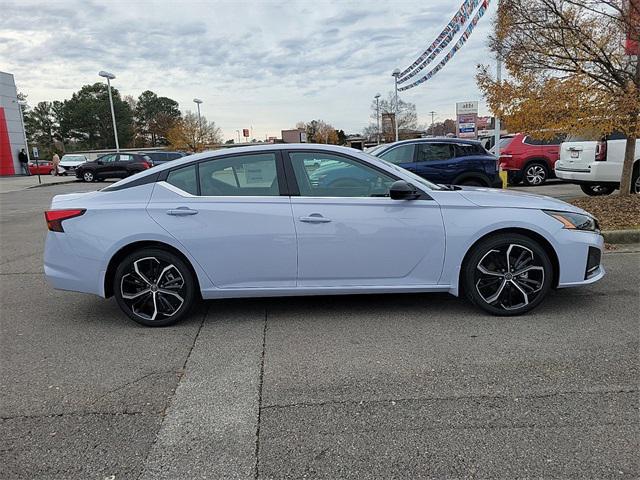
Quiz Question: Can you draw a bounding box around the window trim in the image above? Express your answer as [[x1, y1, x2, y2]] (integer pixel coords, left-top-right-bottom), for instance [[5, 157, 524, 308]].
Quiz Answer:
[[283, 149, 432, 200]]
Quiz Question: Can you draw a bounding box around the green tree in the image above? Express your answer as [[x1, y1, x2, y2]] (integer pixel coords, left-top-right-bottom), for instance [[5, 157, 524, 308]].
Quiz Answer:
[[135, 90, 181, 147], [60, 82, 134, 149]]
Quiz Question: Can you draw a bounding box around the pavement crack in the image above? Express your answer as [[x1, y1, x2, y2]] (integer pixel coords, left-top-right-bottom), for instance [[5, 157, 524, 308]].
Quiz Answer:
[[262, 388, 639, 411], [135, 304, 208, 480], [253, 306, 268, 479], [0, 411, 148, 421], [88, 371, 177, 406]]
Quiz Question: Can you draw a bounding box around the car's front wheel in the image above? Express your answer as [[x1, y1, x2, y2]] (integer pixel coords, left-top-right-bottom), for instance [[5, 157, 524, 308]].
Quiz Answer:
[[82, 171, 95, 182], [463, 234, 553, 316], [579, 184, 615, 196], [113, 248, 197, 327]]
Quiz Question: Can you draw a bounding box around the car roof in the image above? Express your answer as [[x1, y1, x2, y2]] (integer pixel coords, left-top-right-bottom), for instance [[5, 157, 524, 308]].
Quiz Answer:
[[104, 144, 378, 190], [376, 137, 484, 149]]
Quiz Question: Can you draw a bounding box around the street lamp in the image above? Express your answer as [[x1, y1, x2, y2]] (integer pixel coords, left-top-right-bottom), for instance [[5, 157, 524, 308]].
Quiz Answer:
[[98, 71, 119, 152], [17, 100, 41, 184], [392, 68, 401, 142], [193, 98, 203, 148], [374, 93, 381, 145]]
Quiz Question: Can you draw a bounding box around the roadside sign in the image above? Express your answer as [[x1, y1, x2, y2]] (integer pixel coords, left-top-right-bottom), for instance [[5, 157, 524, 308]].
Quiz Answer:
[[32, 146, 39, 158], [243, 128, 250, 138]]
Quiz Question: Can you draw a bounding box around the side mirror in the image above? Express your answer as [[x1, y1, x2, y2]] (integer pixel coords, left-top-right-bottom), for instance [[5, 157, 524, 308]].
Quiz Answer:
[[96, 160, 103, 165], [389, 180, 420, 200]]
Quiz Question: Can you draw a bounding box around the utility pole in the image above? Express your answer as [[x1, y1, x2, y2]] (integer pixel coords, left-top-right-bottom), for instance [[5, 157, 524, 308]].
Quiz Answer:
[[374, 93, 381, 145], [429, 111, 436, 136]]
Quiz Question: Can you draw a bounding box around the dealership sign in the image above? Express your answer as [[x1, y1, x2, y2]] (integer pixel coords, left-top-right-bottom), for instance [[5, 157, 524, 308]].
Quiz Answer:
[[456, 101, 478, 138]]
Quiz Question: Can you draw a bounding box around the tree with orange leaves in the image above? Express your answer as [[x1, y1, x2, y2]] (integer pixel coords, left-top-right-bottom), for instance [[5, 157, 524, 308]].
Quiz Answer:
[[478, 0, 640, 195]]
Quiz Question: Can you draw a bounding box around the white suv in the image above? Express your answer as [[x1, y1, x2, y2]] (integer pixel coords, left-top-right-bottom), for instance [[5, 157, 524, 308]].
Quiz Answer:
[[555, 133, 639, 195]]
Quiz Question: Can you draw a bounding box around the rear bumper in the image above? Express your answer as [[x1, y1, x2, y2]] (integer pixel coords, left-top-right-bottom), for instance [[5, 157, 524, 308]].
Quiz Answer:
[[555, 161, 622, 184]]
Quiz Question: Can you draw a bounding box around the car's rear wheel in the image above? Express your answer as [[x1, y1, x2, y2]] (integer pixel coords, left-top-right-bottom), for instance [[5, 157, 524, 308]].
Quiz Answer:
[[463, 234, 553, 316], [579, 184, 615, 196], [113, 248, 197, 327], [82, 171, 95, 182], [523, 162, 548, 186], [632, 167, 639, 194]]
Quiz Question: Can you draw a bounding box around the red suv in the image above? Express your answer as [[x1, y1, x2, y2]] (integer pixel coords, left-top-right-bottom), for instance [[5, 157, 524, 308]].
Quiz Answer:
[[497, 133, 564, 186]]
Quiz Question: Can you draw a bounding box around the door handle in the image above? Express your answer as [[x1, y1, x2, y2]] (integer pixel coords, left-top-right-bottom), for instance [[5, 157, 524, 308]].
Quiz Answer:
[[299, 214, 331, 223], [167, 207, 198, 216]]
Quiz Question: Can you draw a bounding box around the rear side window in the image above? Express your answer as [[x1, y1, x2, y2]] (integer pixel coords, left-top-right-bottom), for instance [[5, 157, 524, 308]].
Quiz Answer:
[[378, 144, 415, 164], [454, 143, 485, 157], [199, 153, 279, 196], [167, 165, 198, 195], [416, 143, 453, 162], [498, 137, 515, 149]]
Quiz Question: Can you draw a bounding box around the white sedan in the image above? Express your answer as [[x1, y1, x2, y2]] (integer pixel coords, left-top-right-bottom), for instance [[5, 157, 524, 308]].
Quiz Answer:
[[44, 144, 604, 326]]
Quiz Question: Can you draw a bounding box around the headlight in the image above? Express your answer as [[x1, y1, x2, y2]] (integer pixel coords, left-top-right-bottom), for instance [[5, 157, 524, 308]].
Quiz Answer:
[[544, 210, 599, 232]]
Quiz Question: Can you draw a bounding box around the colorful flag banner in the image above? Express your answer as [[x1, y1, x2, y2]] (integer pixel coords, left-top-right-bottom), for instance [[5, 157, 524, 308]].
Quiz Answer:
[[399, 0, 490, 92], [398, 0, 481, 80]]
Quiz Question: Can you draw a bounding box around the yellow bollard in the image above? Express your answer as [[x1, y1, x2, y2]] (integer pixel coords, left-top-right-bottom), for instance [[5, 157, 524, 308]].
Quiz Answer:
[[499, 170, 508, 189]]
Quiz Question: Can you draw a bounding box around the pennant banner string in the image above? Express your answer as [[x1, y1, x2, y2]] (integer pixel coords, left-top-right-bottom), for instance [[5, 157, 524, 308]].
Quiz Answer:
[[398, 0, 481, 80], [398, 0, 490, 92], [398, 0, 483, 84]]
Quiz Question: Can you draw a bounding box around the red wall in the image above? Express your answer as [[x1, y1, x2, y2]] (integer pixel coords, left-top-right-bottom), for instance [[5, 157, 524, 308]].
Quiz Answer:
[[0, 107, 16, 175]]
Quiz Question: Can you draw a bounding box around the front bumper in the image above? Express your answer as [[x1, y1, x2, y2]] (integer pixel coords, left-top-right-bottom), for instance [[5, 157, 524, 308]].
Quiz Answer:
[[555, 230, 605, 288]]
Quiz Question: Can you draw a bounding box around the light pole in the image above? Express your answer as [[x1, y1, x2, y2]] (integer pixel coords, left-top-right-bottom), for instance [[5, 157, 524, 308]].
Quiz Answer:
[[17, 100, 41, 184], [236, 129, 241, 144], [98, 71, 119, 152], [392, 68, 401, 142], [193, 98, 203, 150], [374, 93, 381, 145]]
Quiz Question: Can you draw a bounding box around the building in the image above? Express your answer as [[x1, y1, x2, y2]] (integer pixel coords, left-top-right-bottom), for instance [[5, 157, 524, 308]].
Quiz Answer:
[[281, 129, 306, 143], [0, 72, 25, 176]]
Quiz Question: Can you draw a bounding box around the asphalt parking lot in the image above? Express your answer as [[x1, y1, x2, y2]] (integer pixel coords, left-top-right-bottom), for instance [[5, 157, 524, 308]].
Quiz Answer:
[[1, 181, 638, 479]]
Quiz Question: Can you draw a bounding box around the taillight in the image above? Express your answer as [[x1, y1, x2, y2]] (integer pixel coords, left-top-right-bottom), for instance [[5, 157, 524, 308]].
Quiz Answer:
[[142, 161, 152, 169], [595, 140, 607, 161], [44, 209, 85, 232]]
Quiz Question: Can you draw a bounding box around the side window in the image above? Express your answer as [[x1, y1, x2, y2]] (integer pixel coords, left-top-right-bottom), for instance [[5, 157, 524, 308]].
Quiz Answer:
[[455, 143, 485, 157], [378, 144, 415, 165], [289, 152, 395, 198], [167, 164, 198, 195], [416, 143, 453, 162], [523, 136, 542, 145], [199, 153, 279, 196], [99, 154, 117, 163], [118, 154, 133, 162]]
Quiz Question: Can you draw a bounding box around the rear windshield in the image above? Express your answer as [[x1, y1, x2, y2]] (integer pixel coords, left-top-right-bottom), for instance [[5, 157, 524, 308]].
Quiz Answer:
[[498, 136, 515, 148]]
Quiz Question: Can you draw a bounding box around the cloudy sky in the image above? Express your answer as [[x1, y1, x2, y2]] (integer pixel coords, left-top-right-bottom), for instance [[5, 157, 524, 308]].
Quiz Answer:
[[1, 0, 498, 141]]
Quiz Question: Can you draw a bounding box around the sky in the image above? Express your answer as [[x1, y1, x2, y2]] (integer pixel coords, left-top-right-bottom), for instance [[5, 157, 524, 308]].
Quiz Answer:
[[1, 0, 498, 141]]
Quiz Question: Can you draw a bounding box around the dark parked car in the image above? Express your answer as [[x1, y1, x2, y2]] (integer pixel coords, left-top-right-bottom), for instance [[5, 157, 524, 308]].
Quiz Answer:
[[369, 138, 501, 187], [141, 151, 186, 166], [76, 153, 152, 182]]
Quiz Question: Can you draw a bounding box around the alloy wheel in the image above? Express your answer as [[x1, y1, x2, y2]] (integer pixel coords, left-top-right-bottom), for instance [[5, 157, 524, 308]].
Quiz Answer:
[[525, 165, 546, 185], [634, 175, 640, 194], [83, 171, 94, 182], [475, 243, 545, 311], [120, 256, 186, 321]]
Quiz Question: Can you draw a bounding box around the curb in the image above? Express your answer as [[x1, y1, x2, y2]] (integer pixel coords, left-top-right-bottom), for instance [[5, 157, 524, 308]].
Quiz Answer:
[[25, 179, 78, 190], [602, 229, 640, 244]]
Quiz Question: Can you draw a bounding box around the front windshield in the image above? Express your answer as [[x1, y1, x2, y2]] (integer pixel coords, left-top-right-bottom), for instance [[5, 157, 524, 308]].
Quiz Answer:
[[361, 151, 444, 191], [365, 145, 385, 155], [63, 155, 85, 162]]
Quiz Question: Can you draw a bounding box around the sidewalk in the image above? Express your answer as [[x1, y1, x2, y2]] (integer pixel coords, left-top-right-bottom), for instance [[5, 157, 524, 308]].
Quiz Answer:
[[0, 175, 77, 194]]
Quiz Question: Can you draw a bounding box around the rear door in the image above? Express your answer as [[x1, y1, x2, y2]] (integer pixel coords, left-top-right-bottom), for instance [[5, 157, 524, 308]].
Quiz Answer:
[[413, 143, 457, 184], [147, 152, 297, 288], [115, 154, 134, 177], [558, 135, 598, 172]]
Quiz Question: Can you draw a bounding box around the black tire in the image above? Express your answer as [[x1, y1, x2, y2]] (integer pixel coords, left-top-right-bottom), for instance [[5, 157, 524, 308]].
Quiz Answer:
[[113, 248, 197, 327], [463, 233, 553, 316], [632, 167, 639, 194], [579, 184, 615, 196], [522, 162, 548, 186], [82, 170, 95, 182]]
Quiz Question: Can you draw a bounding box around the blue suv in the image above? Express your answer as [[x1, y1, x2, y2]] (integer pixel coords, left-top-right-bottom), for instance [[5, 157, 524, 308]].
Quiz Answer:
[[368, 138, 501, 187]]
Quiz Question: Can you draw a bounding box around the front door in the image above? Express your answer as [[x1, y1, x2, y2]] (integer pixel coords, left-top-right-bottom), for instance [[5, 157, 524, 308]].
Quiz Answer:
[[95, 154, 119, 178], [147, 152, 297, 288], [286, 150, 445, 287]]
